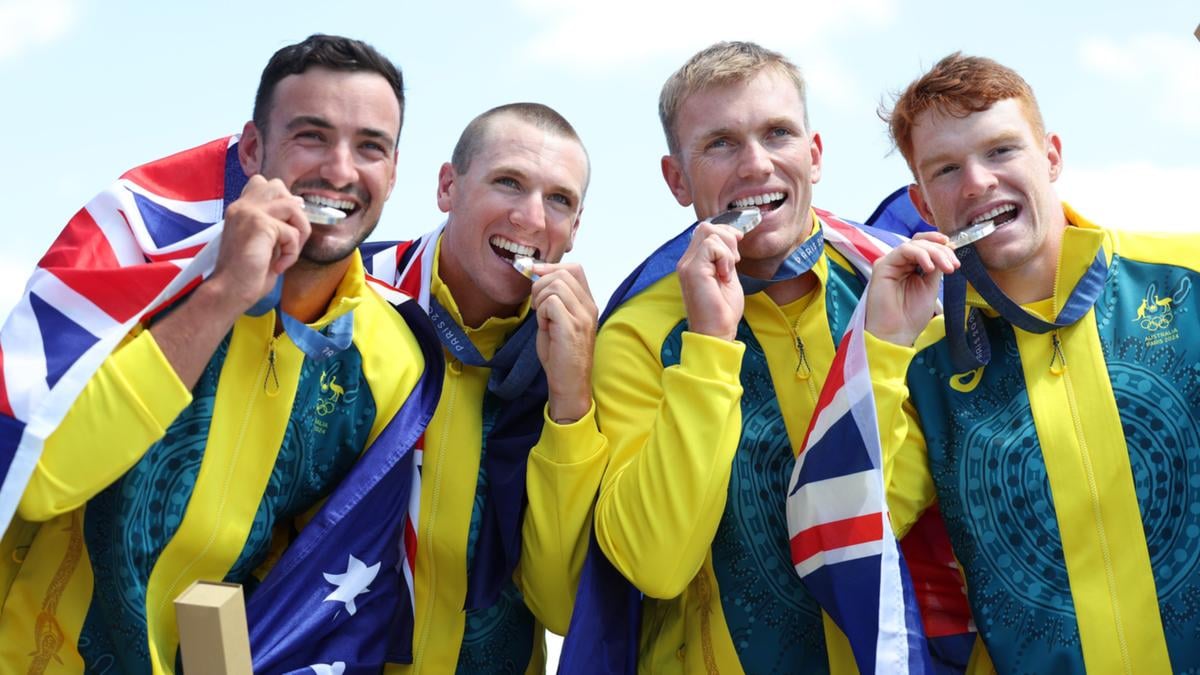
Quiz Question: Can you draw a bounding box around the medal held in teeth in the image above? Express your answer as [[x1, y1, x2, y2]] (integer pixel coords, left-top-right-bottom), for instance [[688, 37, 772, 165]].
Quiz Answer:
[[950, 204, 1012, 249], [303, 201, 347, 226], [710, 206, 762, 233], [512, 255, 540, 281]]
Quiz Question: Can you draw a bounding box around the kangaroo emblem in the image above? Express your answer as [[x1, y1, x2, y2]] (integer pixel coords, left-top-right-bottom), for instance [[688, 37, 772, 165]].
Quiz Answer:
[[1136, 278, 1191, 331]]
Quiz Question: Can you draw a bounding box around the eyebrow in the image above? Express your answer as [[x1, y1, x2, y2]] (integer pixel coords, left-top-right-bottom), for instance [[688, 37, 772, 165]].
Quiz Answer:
[[285, 115, 396, 150], [917, 129, 1025, 177]]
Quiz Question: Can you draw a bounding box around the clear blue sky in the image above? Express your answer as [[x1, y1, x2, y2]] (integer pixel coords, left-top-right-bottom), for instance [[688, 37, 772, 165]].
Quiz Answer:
[[1, 0, 1196, 319]]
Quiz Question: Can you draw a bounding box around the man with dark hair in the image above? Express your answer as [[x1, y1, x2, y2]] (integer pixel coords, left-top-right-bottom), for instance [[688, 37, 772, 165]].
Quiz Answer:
[[865, 52, 1200, 672], [0, 34, 436, 672], [364, 101, 607, 672]]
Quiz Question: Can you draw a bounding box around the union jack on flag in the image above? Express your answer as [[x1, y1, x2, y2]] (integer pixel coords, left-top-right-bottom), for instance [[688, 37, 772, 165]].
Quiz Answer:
[[361, 225, 440, 619], [787, 204, 973, 674], [786, 295, 933, 674], [0, 136, 242, 535]]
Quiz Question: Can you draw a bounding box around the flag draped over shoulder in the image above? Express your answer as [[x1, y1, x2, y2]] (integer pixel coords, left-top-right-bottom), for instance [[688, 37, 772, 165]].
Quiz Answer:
[[786, 197, 974, 675], [0, 136, 243, 536], [247, 295, 442, 673], [564, 208, 945, 672], [0, 137, 444, 673]]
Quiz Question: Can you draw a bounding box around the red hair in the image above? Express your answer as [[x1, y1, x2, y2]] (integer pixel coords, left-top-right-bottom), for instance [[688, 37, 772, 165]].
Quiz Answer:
[[883, 52, 1044, 174]]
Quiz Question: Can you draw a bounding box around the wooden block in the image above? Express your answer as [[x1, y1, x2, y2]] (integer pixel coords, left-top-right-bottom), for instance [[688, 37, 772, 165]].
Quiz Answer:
[[175, 581, 253, 674]]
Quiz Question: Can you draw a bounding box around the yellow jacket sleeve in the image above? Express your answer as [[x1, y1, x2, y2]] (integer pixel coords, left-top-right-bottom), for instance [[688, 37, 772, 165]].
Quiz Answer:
[[517, 401, 608, 634], [864, 330, 936, 537], [18, 328, 191, 522], [594, 315, 745, 600]]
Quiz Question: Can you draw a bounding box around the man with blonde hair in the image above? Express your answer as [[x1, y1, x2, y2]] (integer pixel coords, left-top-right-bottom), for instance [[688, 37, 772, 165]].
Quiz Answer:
[[865, 52, 1200, 673], [575, 41, 913, 673]]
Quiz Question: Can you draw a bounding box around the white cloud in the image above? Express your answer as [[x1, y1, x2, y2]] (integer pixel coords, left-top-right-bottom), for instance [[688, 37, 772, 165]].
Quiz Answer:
[[1057, 162, 1199, 233], [1078, 33, 1200, 133], [514, 0, 896, 72], [0, 0, 78, 62]]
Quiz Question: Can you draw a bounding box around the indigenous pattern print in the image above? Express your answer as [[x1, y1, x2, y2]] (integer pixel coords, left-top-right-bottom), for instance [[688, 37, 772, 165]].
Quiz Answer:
[[909, 255, 1200, 673], [654, 264, 864, 674], [78, 339, 376, 671]]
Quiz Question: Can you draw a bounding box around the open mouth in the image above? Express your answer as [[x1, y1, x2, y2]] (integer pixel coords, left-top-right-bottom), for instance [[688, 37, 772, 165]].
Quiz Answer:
[[302, 194, 361, 221], [965, 203, 1018, 231], [489, 235, 540, 263], [729, 191, 787, 213]]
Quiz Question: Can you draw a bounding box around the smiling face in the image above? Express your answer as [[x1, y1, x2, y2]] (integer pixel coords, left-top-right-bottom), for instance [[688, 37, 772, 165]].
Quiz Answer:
[[239, 66, 400, 267], [662, 68, 822, 277], [908, 98, 1066, 297], [436, 114, 587, 326]]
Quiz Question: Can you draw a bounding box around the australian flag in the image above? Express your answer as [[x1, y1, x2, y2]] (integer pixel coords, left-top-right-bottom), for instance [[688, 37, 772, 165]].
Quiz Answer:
[[0, 137, 441, 672], [786, 193, 975, 674], [0, 136, 241, 536], [785, 296, 933, 674]]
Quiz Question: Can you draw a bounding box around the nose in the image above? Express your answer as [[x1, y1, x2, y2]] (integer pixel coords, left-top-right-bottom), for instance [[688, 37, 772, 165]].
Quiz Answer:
[[737, 140, 773, 180], [510, 192, 546, 233], [961, 159, 998, 199], [320, 141, 359, 189]]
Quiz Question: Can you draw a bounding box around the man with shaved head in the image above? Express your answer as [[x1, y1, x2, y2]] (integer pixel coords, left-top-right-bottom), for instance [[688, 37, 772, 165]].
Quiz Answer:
[[364, 102, 607, 673]]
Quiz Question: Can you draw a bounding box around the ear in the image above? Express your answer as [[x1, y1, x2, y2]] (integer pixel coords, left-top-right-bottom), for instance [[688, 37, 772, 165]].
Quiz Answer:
[[808, 132, 823, 184], [436, 162, 456, 214], [564, 205, 584, 254], [238, 121, 264, 176], [1045, 132, 1063, 183], [661, 154, 693, 207], [908, 183, 937, 227]]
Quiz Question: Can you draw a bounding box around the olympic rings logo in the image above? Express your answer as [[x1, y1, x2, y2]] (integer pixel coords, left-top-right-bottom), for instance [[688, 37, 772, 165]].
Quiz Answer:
[[1139, 314, 1173, 331]]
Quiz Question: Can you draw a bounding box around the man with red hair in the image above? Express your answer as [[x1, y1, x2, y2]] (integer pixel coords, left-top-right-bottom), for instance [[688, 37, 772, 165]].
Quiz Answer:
[[865, 52, 1200, 673]]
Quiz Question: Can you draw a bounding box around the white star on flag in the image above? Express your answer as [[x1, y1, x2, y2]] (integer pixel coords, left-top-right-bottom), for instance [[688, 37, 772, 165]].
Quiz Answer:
[[323, 554, 381, 616], [309, 662, 346, 675]]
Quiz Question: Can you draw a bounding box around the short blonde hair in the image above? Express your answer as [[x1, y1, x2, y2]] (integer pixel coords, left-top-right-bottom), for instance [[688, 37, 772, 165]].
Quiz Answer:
[[659, 41, 809, 155]]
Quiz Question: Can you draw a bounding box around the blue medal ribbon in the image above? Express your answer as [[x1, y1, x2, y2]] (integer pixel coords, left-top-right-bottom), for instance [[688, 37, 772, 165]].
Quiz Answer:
[[944, 242, 1107, 371], [246, 277, 354, 361], [426, 294, 546, 610], [427, 296, 542, 400], [737, 226, 826, 294]]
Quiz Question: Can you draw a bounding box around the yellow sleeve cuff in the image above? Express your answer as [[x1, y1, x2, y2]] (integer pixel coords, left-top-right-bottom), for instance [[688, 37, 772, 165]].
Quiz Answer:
[[535, 401, 607, 465], [677, 331, 745, 385], [864, 330, 917, 389]]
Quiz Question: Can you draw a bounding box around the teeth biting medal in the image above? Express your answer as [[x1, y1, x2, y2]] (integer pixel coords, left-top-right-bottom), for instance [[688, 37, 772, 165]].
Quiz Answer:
[[950, 204, 1012, 249], [948, 221, 997, 249], [512, 255, 540, 281], [710, 206, 762, 233], [303, 201, 347, 226]]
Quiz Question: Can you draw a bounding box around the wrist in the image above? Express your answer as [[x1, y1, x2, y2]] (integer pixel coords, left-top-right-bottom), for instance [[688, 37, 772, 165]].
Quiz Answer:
[[547, 392, 590, 425]]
